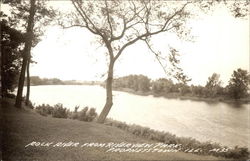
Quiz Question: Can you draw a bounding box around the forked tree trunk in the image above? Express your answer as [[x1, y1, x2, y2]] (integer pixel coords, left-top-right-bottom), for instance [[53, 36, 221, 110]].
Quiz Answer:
[[97, 60, 115, 123], [25, 57, 30, 105], [15, 0, 36, 108]]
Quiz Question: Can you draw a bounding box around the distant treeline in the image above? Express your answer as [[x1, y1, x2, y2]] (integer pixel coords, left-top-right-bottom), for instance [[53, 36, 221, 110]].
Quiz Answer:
[[25, 76, 101, 86], [111, 68, 250, 100]]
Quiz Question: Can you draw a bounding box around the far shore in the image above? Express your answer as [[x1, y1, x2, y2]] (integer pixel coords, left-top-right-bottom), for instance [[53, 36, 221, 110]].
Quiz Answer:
[[113, 87, 250, 104], [25, 84, 250, 104]]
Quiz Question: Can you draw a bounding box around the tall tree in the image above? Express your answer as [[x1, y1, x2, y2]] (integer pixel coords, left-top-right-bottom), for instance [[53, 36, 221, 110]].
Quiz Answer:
[[6, 0, 57, 107], [63, 0, 194, 123], [61, 0, 249, 123], [25, 57, 31, 105], [0, 14, 25, 97], [15, 0, 36, 108], [227, 68, 250, 99]]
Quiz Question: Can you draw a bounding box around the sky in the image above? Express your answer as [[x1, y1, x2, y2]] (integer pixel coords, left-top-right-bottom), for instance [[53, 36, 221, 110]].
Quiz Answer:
[[28, 2, 249, 86]]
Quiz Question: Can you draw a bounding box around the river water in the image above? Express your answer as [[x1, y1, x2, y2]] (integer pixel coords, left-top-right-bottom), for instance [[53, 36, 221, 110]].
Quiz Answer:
[[25, 85, 249, 149]]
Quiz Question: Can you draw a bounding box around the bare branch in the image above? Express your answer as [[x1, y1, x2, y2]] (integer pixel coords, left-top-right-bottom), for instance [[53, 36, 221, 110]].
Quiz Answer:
[[114, 2, 190, 61], [72, 0, 105, 36], [144, 39, 168, 75], [160, 2, 190, 32], [104, 0, 113, 40], [71, 0, 98, 35], [111, 2, 146, 41], [110, 17, 126, 41]]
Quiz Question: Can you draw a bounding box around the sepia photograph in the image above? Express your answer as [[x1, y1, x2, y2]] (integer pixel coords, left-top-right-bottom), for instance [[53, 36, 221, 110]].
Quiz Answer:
[[1, 0, 249, 160]]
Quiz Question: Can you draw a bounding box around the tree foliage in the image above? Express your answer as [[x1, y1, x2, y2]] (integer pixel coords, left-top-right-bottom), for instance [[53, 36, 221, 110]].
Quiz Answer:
[[205, 73, 223, 97], [0, 13, 25, 97], [152, 78, 176, 94], [113, 75, 151, 92], [227, 68, 250, 99]]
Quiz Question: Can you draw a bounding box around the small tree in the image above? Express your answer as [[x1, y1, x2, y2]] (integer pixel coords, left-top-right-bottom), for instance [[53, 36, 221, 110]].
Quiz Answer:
[[227, 68, 250, 99], [205, 73, 222, 97]]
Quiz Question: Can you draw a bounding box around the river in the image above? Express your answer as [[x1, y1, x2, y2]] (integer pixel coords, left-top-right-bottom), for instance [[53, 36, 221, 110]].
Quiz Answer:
[[25, 85, 250, 149]]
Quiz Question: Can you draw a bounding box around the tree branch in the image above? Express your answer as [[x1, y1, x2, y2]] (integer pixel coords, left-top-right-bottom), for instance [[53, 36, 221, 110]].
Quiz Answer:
[[144, 39, 168, 75], [71, 0, 103, 36], [114, 2, 190, 61], [71, 0, 98, 35], [111, 2, 146, 41], [104, 0, 113, 41]]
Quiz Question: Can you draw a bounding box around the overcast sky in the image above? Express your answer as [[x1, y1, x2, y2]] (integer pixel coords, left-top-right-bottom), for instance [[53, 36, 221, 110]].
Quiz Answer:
[[30, 2, 249, 86]]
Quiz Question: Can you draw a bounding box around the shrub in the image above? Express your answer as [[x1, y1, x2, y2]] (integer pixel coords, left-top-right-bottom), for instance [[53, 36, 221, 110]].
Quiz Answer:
[[77, 106, 89, 121], [86, 108, 98, 122], [51, 104, 69, 118], [25, 100, 35, 109], [6, 93, 16, 98], [75, 107, 98, 122], [35, 103, 98, 122], [223, 147, 249, 159], [70, 106, 80, 120], [35, 104, 54, 116]]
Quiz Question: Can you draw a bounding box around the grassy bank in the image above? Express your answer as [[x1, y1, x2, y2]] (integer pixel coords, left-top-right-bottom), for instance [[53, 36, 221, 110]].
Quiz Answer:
[[113, 87, 250, 104], [105, 119, 249, 160], [1, 98, 224, 161]]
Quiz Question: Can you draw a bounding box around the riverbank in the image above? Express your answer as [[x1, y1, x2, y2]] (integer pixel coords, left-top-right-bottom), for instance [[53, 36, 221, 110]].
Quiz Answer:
[[1, 98, 222, 161], [113, 87, 250, 104]]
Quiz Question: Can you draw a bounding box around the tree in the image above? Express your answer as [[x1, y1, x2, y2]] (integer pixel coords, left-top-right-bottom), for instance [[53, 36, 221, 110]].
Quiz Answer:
[[113, 75, 151, 92], [227, 68, 250, 99], [62, 0, 194, 123], [205, 73, 222, 97], [62, 0, 249, 123], [25, 56, 31, 105], [152, 78, 174, 94], [0, 14, 25, 97], [6, 0, 57, 107], [190, 85, 206, 97], [14, 0, 36, 108]]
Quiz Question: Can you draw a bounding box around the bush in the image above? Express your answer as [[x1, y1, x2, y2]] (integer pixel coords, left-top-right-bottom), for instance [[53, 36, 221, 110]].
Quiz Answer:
[[71, 106, 98, 122], [86, 108, 98, 122], [35, 104, 54, 116], [223, 147, 249, 159], [35, 103, 98, 122], [70, 106, 80, 120], [77, 106, 89, 121], [52, 104, 69, 118], [5, 93, 16, 99], [25, 100, 35, 109]]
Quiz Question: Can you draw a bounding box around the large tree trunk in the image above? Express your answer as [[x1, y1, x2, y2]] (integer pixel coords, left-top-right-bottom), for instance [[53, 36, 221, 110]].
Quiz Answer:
[[1, 49, 5, 97], [97, 60, 114, 123], [15, 0, 36, 108], [25, 57, 30, 105]]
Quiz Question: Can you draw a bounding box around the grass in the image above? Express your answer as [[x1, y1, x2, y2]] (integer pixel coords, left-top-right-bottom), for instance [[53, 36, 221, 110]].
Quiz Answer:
[[1, 98, 223, 161]]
